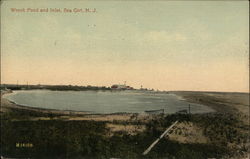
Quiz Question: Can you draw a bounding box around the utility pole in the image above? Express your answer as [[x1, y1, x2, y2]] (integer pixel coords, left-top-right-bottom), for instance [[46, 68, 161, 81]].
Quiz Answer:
[[142, 121, 179, 155]]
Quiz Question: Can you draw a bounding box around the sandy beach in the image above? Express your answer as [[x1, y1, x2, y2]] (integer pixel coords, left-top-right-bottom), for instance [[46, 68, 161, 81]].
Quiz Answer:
[[173, 91, 249, 124]]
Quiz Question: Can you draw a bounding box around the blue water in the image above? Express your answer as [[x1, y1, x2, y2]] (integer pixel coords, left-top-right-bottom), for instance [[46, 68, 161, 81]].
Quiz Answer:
[[3, 90, 214, 114]]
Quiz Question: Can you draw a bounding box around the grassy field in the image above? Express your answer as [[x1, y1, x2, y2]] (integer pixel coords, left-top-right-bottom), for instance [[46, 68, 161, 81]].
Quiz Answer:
[[1, 91, 249, 159]]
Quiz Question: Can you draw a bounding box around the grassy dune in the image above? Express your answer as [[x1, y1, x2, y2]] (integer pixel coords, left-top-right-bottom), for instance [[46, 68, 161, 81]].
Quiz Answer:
[[1, 91, 249, 158]]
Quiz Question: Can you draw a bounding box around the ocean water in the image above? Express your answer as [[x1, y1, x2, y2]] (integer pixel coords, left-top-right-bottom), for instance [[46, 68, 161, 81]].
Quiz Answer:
[[3, 90, 214, 114]]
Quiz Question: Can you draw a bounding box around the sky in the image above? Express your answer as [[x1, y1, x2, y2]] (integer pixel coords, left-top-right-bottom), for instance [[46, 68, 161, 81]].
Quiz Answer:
[[1, 0, 249, 92]]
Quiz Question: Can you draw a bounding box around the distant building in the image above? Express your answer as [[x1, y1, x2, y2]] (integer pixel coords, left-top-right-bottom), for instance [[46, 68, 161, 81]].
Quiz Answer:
[[140, 85, 148, 91], [111, 84, 133, 90]]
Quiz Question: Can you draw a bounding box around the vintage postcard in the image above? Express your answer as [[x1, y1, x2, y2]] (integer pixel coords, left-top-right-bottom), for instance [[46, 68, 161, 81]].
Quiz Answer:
[[0, 0, 249, 158]]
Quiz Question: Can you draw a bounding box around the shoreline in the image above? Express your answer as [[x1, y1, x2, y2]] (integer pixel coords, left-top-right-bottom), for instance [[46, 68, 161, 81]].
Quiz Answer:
[[173, 91, 249, 124], [1, 96, 137, 116], [1, 92, 140, 122], [1, 90, 249, 122], [1, 94, 89, 116], [1, 90, 215, 117]]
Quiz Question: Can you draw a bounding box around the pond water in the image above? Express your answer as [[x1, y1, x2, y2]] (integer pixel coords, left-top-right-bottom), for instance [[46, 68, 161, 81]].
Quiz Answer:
[[3, 90, 214, 114]]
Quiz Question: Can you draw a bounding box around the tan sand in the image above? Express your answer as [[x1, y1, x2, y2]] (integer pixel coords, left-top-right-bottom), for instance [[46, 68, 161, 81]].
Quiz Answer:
[[168, 121, 208, 144], [106, 123, 146, 136]]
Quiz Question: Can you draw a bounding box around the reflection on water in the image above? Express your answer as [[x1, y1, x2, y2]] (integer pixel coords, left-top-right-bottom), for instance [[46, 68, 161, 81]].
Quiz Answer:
[[4, 90, 214, 114]]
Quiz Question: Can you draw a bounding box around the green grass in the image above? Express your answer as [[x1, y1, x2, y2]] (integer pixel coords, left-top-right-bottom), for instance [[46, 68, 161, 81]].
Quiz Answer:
[[2, 112, 246, 158]]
